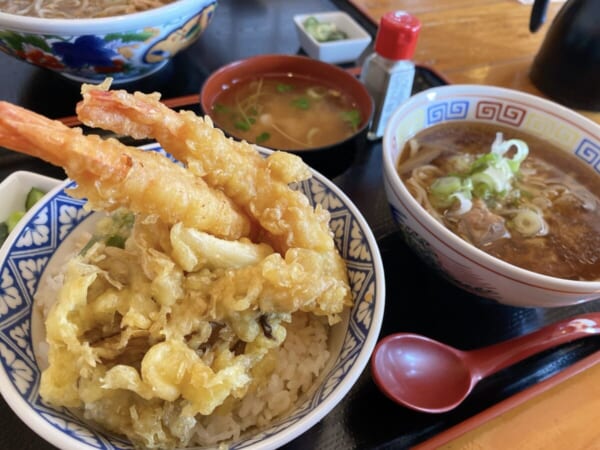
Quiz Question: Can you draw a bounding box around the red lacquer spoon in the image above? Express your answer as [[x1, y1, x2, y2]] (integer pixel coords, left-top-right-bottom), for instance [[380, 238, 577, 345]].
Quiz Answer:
[[371, 313, 600, 413]]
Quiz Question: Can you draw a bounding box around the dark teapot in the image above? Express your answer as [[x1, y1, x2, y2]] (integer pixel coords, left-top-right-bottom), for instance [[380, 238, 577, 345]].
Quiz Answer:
[[529, 0, 600, 111]]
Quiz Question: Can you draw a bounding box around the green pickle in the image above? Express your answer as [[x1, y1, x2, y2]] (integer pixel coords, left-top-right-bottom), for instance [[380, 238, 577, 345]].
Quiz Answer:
[[26, 187, 46, 210], [0, 186, 47, 245], [303, 16, 348, 42]]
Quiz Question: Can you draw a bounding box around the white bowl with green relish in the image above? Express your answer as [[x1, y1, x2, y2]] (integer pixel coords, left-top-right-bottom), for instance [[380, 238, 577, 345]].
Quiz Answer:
[[0, 171, 60, 247], [382, 84, 600, 307], [293, 11, 372, 64]]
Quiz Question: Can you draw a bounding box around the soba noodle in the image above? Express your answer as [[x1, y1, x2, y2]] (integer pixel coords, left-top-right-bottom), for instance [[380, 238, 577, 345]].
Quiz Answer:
[[0, 0, 174, 18]]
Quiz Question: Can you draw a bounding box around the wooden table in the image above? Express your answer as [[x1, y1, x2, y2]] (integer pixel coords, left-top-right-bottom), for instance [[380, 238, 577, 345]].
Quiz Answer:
[[348, 0, 600, 125], [347, 1, 600, 448]]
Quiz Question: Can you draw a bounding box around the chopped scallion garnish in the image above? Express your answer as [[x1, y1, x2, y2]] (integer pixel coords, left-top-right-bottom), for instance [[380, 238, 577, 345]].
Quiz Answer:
[[427, 133, 529, 215], [340, 109, 361, 131], [256, 132, 270, 143], [291, 97, 310, 110]]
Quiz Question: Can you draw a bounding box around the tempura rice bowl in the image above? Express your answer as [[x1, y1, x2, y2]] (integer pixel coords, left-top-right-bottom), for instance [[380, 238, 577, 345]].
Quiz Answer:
[[382, 84, 600, 307], [0, 0, 216, 83], [0, 144, 384, 449]]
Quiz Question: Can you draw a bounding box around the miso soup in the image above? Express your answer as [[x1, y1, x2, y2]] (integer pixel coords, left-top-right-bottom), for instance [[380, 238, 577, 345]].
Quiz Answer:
[[397, 121, 600, 281], [210, 75, 362, 150]]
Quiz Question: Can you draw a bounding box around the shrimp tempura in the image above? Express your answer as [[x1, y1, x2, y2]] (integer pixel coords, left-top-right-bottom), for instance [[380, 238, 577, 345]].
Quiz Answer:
[[0, 102, 251, 239], [76, 82, 334, 254]]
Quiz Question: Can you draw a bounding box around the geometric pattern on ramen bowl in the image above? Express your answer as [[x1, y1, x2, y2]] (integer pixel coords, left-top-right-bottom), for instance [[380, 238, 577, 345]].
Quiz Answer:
[[575, 138, 600, 174], [474, 100, 527, 127], [0, 143, 385, 450], [426, 99, 469, 125], [382, 84, 600, 308]]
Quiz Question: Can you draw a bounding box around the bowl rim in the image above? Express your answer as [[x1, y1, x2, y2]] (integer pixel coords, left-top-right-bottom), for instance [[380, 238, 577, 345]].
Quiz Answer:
[[382, 83, 600, 292], [0, 144, 386, 449], [0, 0, 215, 34], [200, 53, 374, 154]]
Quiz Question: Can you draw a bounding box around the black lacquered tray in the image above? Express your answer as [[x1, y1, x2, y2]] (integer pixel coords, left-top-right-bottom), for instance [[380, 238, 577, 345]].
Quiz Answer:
[[0, 1, 598, 449]]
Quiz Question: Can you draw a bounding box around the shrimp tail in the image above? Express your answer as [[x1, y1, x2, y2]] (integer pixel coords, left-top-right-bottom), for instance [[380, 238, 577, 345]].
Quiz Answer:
[[77, 83, 334, 254], [0, 101, 251, 239]]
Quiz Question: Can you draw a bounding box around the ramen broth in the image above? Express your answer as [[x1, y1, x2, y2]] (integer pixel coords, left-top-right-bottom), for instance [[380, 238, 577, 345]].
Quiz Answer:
[[398, 121, 600, 281], [211, 75, 362, 150]]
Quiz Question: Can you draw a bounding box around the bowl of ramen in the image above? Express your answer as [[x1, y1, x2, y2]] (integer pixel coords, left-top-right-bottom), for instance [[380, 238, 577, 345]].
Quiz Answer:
[[200, 54, 374, 178], [382, 84, 600, 307], [0, 0, 217, 83], [0, 85, 385, 449]]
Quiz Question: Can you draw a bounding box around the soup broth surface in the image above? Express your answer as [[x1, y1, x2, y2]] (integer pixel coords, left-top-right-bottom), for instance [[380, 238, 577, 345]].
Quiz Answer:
[[211, 75, 362, 150], [398, 121, 600, 281]]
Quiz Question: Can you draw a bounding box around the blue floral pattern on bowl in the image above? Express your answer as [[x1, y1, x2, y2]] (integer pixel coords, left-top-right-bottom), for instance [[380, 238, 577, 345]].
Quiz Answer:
[[0, 2, 216, 83], [0, 144, 384, 449]]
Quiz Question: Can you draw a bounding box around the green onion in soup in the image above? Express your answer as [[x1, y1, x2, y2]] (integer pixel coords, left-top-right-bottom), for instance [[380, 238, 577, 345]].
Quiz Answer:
[[211, 75, 362, 150], [397, 122, 600, 281]]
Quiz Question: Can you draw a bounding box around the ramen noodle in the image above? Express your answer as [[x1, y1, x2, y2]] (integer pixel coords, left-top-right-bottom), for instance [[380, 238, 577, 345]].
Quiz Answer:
[[398, 121, 600, 281]]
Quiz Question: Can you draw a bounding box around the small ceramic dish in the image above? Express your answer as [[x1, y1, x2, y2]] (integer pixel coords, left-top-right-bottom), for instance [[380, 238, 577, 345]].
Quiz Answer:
[[0, 170, 61, 224], [293, 11, 372, 64]]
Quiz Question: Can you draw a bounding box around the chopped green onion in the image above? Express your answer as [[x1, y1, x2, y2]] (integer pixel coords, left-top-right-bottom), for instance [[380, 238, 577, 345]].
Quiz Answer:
[[213, 103, 230, 113], [79, 211, 134, 256], [276, 83, 293, 93], [468, 133, 529, 197], [469, 153, 501, 175], [431, 176, 462, 198], [256, 132, 270, 143], [471, 162, 513, 195], [429, 176, 471, 209], [449, 191, 473, 216], [291, 97, 310, 110], [340, 109, 361, 131], [491, 132, 529, 172], [512, 209, 547, 237], [427, 133, 530, 215], [234, 118, 254, 131]]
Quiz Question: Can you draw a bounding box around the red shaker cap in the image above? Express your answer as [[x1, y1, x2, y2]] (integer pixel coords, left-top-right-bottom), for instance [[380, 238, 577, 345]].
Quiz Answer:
[[375, 11, 421, 60]]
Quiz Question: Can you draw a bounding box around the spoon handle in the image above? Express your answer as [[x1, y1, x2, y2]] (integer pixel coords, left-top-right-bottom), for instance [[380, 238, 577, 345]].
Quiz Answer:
[[467, 313, 600, 379]]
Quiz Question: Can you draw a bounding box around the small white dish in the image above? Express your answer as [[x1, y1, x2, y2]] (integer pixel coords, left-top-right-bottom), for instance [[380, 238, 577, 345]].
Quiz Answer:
[[0, 171, 61, 223], [293, 11, 372, 64]]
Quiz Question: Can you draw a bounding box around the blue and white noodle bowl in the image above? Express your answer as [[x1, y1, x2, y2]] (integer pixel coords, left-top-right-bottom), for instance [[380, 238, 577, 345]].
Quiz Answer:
[[0, 144, 384, 450], [382, 84, 600, 308], [0, 0, 216, 83]]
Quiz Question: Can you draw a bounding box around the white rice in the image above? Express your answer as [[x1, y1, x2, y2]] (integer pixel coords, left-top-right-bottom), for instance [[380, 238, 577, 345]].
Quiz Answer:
[[189, 312, 330, 446], [34, 258, 332, 448]]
